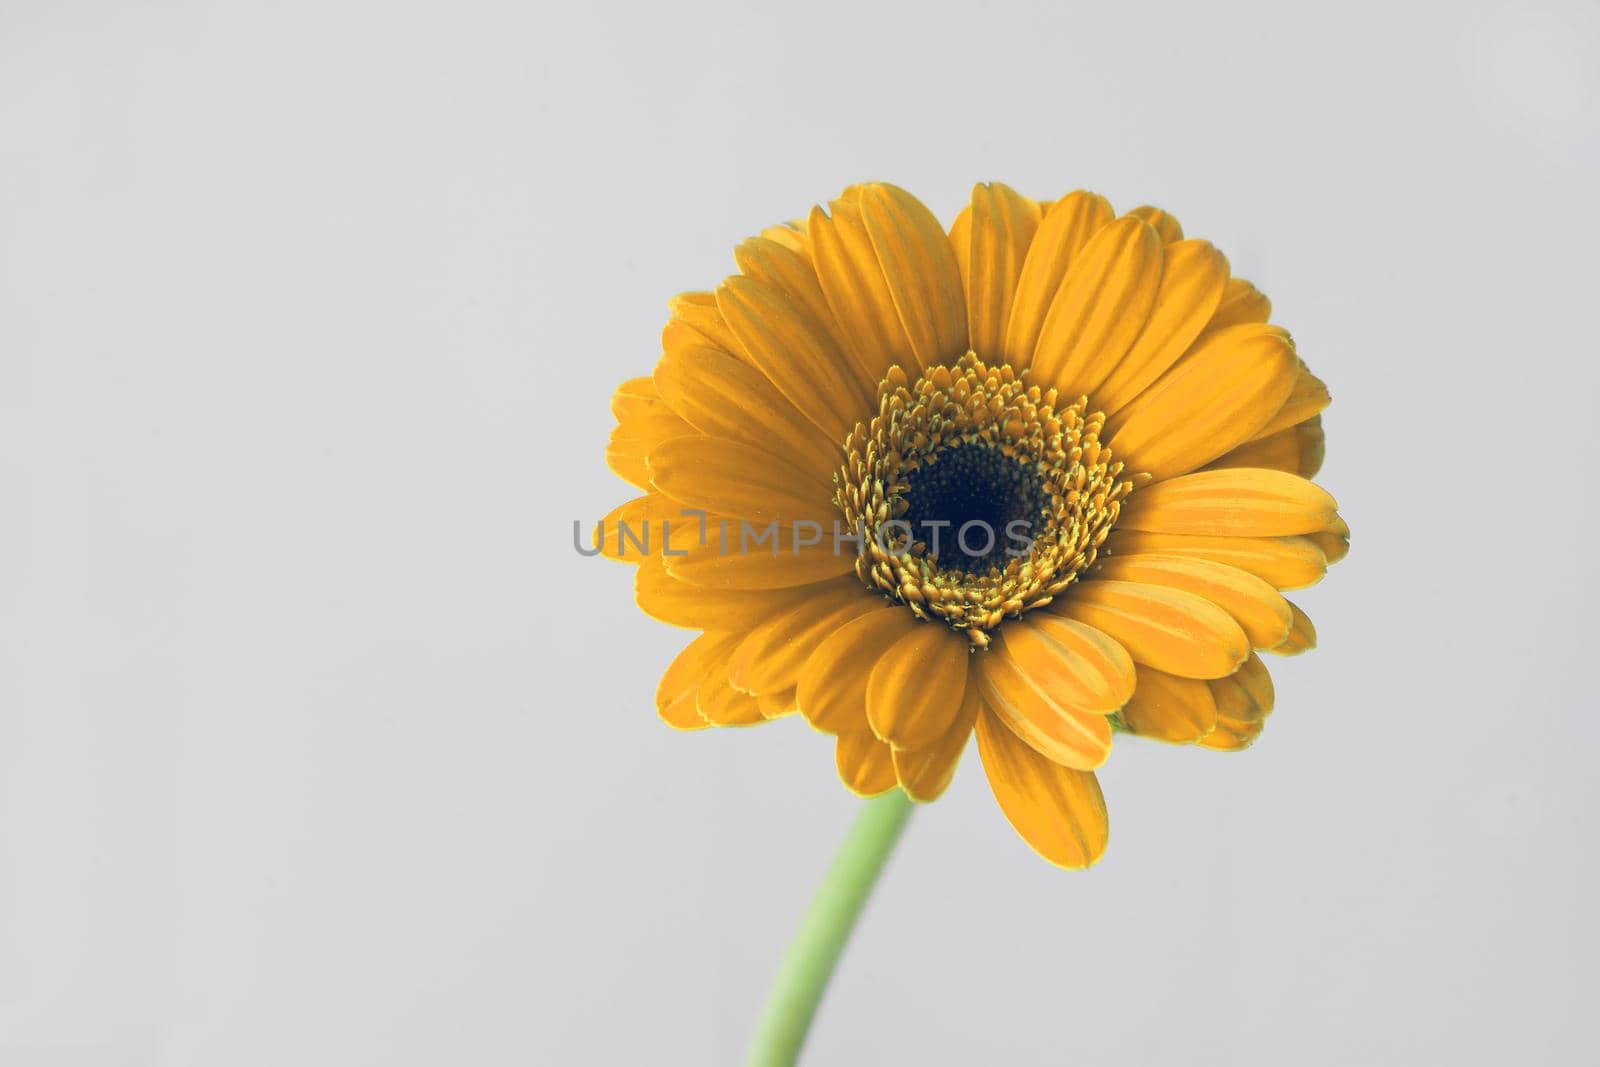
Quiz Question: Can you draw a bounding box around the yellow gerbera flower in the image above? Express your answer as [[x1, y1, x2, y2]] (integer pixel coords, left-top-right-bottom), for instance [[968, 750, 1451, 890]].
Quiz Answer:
[[598, 182, 1347, 868]]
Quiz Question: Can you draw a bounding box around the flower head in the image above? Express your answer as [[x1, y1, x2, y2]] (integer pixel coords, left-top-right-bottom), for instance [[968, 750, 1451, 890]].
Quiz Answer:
[[599, 183, 1346, 867]]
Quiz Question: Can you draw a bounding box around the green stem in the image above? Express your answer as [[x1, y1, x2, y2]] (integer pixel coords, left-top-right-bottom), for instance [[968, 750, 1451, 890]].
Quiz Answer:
[[745, 790, 914, 1067]]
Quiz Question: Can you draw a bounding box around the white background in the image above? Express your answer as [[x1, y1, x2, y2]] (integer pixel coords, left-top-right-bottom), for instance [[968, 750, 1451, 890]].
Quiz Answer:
[[2, 1, 1597, 1064]]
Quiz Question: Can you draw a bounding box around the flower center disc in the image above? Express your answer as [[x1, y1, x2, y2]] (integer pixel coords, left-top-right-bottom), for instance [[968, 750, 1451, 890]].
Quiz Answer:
[[835, 352, 1135, 647]]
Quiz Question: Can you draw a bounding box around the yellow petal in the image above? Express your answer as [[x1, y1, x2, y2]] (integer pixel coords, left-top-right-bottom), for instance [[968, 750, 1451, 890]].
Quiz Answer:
[[634, 556, 817, 631], [1002, 191, 1114, 367], [1252, 361, 1331, 441], [865, 622, 970, 750], [1204, 421, 1311, 476], [1265, 600, 1317, 656], [697, 659, 766, 725], [1109, 323, 1297, 481], [949, 203, 972, 294], [1199, 277, 1271, 337], [1219, 429, 1305, 472], [1198, 656, 1274, 750], [593, 495, 723, 564], [1119, 665, 1217, 743], [758, 687, 798, 720], [726, 584, 884, 695], [664, 291, 744, 360], [1128, 204, 1184, 243], [1296, 416, 1327, 478], [975, 629, 1115, 771], [647, 434, 835, 525], [1196, 715, 1264, 751], [893, 674, 979, 802], [652, 343, 840, 482], [1210, 652, 1275, 723], [975, 708, 1108, 869], [1116, 468, 1341, 537], [858, 183, 969, 371], [998, 615, 1135, 713], [664, 518, 856, 590], [1092, 553, 1293, 649], [1102, 529, 1328, 591], [1059, 579, 1249, 679], [655, 631, 743, 730], [836, 731, 898, 796], [796, 607, 921, 734], [961, 182, 1042, 362], [733, 234, 838, 342], [606, 411, 695, 490], [1094, 239, 1229, 415], [1308, 514, 1349, 565], [716, 275, 874, 444], [1029, 215, 1164, 399], [759, 220, 810, 259], [610, 376, 661, 422], [808, 197, 908, 386]]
